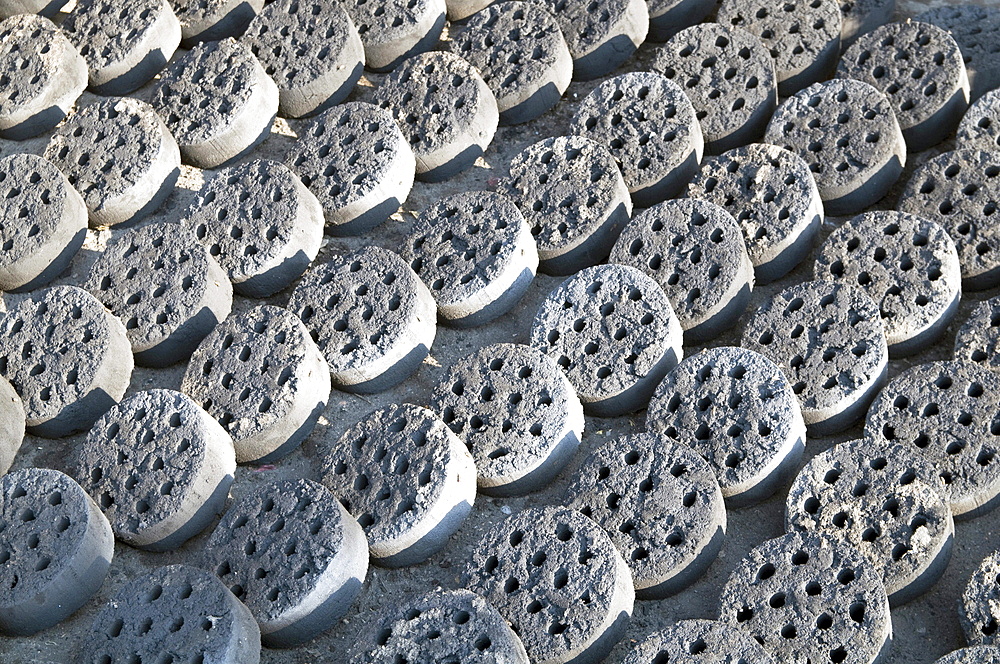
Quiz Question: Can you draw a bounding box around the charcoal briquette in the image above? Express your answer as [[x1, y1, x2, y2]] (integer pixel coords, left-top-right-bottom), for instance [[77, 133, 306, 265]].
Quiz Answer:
[[718, 532, 892, 664], [897, 149, 1000, 291], [686, 143, 823, 284], [530, 263, 683, 417], [429, 342, 585, 497], [151, 38, 278, 169], [74, 389, 236, 551], [243, 0, 364, 118], [204, 478, 368, 648], [765, 77, 906, 216], [609, 197, 754, 342], [838, 20, 969, 151], [450, 1, 571, 125], [43, 97, 180, 227], [372, 51, 498, 182], [954, 296, 1000, 374], [957, 89, 1000, 153], [961, 551, 1000, 647], [814, 210, 962, 357], [839, 0, 895, 47], [181, 305, 331, 464], [717, 0, 842, 96], [646, 346, 806, 508], [935, 647, 1000, 664], [0, 468, 114, 636], [285, 101, 415, 236], [535, 0, 648, 81], [171, 0, 263, 47], [461, 506, 634, 664], [0, 14, 87, 140], [0, 0, 66, 18], [621, 619, 776, 664], [499, 135, 632, 276], [180, 159, 323, 298], [403, 190, 537, 328], [0, 153, 87, 293], [741, 280, 888, 435], [85, 222, 233, 367], [0, 285, 133, 438], [565, 432, 726, 598], [77, 564, 261, 664], [63, 0, 180, 95], [915, 5, 1000, 101], [318, 403, 476, 567], [646, 0, 717, 43], [786, 438, 954, 606], [864, 360, 1000, 520], [0, 375, 23, 477], [344, 0, 445, 72], [287, 245, 436, 393], [571, 71, 703, 208], [652, 23, 778, 154]]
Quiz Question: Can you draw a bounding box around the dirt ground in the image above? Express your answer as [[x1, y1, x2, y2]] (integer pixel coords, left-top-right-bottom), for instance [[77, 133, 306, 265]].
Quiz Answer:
[[2, 0, 1000, 661]]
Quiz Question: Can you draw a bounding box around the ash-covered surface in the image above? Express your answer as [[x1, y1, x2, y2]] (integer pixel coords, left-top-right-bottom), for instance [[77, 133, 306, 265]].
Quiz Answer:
[[6, 1, 1000, 664]]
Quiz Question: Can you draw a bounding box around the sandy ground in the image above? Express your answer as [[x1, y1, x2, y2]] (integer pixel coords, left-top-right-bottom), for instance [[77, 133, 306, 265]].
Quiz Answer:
[[2, 0, 1000, 661]]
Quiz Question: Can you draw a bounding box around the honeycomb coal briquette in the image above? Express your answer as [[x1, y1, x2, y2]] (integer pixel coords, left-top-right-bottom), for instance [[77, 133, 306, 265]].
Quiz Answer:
[[179, 159, 323, 298], [74, 389, 237, 552], [0, 0, 66, 18], [344, 0, 445, 72], [957, 89, 1000, 153], [741, 280, 888, 435], [621, 618, 776, 664], [0, 285, 132, 438], [840, 0, 894, 47], [346, 588, 528, 664], [372, 51, 498, 182], [764, 77, 906, 216], [450, 1, 571, 125], [403, 191, 538, 328], [915, 5, 1000, 101], [786, 438, 954, 607], [936, 647, 1000, 664], [318, 403, 476, 567], [285, 101, 415, 236], [77, 564, 261, 664], [954, 296, 1000, 374], [838, 21, 970, 152], [287, 245, 435, 393], [63, 0, 180, 96], [961, 551, 1000, 647], [864, 360, 1000, 520], [652, 23, 778, 154], [535, 0, 648, 81], [646, 0, 717, 42], [0, 376, 24, 477], [571, 72, 703, 208], [814, 210, 962, 357], [565, 433, 726, 598], [500, 135, 632, 277], [171, 0, 263, 47], [151, 38, 278, 169], [646, 346, 806, 508], [718, 531, 892, 664], [717, 0, 841, 97], [43, 97, 181, 228], [0, 468, 113, 636], [530, 263, 683, 417], [204, 478, 368, 648], [444, 0, 490, 21], [0, 153, 87, 293], [428, 342, 585, 497], [897, 149, 1000, 291], [609, 198, 754, 343], [181, 305, 331, 464], [85, 222, 233, 368], [243, 0, 364, 118], [461, 506, 635, 664], [686, 143, 823, 284], [0, 14, 87, 140]]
